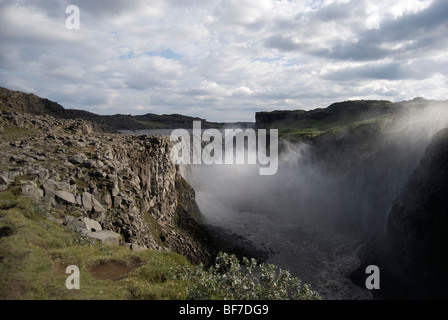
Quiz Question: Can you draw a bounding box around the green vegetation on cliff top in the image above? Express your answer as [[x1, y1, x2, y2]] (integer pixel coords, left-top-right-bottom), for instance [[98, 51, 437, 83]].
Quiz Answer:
[[256, 98, 434, 139]]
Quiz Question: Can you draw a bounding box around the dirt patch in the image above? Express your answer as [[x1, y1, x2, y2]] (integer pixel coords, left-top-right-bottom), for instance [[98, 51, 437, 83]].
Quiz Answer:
[[0, 279, 28, 299], [53, 261, 73, 275], [88, 259, 144, 281], [0, 226, 12, 239]]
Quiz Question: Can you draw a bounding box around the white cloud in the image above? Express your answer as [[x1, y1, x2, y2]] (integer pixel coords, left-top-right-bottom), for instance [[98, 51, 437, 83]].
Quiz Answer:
[[0, 0, 446, 122], [215, 0, 273, 25]]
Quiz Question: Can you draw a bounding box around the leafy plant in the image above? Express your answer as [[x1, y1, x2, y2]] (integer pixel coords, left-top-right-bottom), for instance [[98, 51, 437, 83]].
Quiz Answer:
[[172, 252, 321, 300]]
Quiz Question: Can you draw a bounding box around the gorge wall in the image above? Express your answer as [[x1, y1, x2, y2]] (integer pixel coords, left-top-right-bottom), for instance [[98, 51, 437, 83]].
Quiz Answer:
[[352, 127, 448, 299], [0, 110, 216, 265], [4, 86, 448, 299], [190, 97, 448, 299]]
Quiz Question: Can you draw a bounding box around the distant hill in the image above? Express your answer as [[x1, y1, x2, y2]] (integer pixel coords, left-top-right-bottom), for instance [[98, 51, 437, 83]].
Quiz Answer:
[[2, 86, 445, 136], [0, 87, 223, 132], [256, 97, 445, 139]]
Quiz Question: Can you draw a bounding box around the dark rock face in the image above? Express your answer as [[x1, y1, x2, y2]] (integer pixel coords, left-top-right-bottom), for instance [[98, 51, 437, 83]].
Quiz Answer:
[[352, 128, 448, 299]]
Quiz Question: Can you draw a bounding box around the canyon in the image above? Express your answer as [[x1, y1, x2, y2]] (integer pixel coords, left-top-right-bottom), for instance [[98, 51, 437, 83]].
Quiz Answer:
[[2, 87, 448, 299]]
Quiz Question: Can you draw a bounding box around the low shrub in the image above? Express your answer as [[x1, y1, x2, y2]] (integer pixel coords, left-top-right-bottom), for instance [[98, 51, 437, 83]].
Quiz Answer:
[[172, 252, 321, 300]]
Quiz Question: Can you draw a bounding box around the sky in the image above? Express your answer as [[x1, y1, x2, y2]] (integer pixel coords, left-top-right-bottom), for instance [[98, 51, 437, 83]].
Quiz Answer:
[[0, 0, 447, 122]]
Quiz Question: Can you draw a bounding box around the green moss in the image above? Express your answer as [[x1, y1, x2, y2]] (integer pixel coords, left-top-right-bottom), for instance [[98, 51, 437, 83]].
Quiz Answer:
[[278, 113, 392, 140], [175, 177, 201, 221], [143, 212, 167, 246], [14, 174, 38, 182], [0, 190, 191, 300], [1, 127, 40, 144], [2, 126, 33, 135]]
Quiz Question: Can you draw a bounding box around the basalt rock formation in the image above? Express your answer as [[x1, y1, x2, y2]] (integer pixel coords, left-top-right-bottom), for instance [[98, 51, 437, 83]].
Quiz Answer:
[[0, 110, 216, 265]]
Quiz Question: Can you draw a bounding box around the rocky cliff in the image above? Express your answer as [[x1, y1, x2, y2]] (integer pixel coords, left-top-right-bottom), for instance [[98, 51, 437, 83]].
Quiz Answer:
[[255, 100, 397, 129], [0, 87, 223, 132], [352, 127, 448, 299], [0, 110, 216, 265]]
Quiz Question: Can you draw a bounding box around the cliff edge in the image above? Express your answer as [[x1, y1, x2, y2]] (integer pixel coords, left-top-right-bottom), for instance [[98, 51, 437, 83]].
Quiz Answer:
[[0, 110, 216, 265]]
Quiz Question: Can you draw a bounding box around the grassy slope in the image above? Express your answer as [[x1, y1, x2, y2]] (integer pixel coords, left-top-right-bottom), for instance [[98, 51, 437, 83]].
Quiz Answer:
[[279, 113, 393, 140], [0, 188, 321, 301], [0, 119, 193, 300], [257, 100, 397, 140], [0, 190, 192, 300]]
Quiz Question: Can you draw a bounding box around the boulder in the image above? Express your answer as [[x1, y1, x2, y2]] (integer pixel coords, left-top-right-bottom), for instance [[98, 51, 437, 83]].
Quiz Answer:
[[41, 180, 72, 194], [66, 217, 102, 232], [20, 183, 44, 198], [38, 168, 49, 180], [0, 173, 9, 191], [130, 243, 148, 252], [123, 243, 148, 251], [82, 159, 96, 169], [102, 193, 112, 208], [83, 217, 102, 232], [92, 197, 105, 213], [67, 154, 87, 165], [104, 149, 114, 161], [81, 192, 93, 211], [54, 190, 77, 205], [85, 230, 121, 246]]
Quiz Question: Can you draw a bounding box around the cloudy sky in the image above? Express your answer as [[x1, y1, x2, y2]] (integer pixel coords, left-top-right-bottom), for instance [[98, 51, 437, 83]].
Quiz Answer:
[[1, 0, 447, 122]]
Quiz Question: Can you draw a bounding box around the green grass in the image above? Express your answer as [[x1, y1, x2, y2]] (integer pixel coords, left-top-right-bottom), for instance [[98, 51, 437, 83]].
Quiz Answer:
[[0, 190, 191, 300], [278, 113, 393, 140], [14, 174, 39, 183], [1, 126, 39, 141], [143, 212, 167, 246], [135, 120, 171, 129], [0, 180, 323, 301]]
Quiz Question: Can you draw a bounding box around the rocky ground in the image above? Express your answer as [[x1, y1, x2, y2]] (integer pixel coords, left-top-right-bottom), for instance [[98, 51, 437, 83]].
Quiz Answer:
[[0, 110, 216, 265]]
